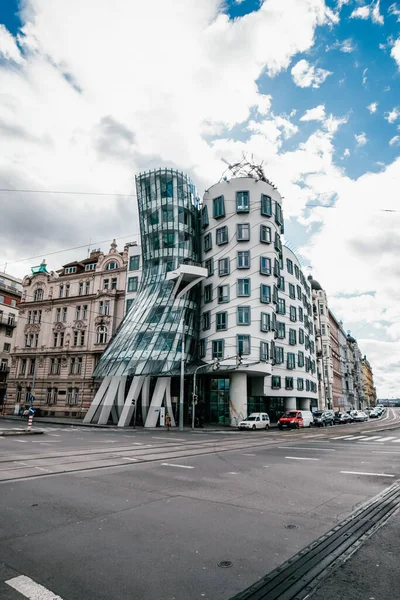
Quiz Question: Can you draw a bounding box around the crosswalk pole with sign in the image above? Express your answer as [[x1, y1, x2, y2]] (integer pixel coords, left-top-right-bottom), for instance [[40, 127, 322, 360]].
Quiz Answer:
[[27, 414, 34, 431]]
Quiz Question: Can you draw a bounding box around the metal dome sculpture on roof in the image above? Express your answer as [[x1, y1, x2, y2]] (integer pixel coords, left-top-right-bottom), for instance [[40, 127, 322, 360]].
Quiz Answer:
[[219, 154, 278, 189]]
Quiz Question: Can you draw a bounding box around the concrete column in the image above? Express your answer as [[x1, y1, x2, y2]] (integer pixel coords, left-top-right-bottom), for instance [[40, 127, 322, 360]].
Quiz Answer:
[[299, 398, 310, 411], [284, 397, 296, 411], [229, 372, 247, 427]]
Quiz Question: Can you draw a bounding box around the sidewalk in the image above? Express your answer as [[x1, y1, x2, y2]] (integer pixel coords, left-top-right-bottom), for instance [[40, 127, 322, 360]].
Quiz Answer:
[[311, 507, 400, 600]]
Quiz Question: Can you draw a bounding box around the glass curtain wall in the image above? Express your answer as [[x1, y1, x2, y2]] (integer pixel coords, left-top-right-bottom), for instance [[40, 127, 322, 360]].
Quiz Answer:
[[94, 169, 201, 378]]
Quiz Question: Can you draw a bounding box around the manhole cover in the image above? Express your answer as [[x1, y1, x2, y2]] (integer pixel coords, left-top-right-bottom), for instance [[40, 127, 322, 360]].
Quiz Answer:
[[218, 561, 233, 568], [285, 525, 298, 529]]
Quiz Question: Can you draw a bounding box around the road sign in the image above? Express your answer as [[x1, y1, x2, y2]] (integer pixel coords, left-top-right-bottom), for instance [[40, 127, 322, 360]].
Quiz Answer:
[[29, 407, 36, 415], [29, 394, 35, 403]]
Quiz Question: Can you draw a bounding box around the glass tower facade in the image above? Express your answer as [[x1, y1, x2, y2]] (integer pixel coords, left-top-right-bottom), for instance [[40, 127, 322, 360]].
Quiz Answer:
[[94, 169, 201, 378]]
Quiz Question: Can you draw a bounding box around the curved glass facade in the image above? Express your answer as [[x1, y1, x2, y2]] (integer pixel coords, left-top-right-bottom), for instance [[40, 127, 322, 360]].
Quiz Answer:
[[94, 169, 201, 378]]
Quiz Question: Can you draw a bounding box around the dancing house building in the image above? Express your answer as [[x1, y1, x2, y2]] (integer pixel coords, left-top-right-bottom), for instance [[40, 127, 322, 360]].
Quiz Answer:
[[85, 166, 318, 427]]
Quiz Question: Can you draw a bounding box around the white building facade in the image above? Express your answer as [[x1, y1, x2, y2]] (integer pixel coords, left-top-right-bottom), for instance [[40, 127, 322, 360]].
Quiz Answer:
[[0, 272, 22, 409], [125, 242, 142, 314], [198, 176, 318, 425]]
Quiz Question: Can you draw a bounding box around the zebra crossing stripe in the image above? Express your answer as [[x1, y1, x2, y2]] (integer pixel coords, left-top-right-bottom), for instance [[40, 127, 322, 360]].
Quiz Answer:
[[359, 436, 383, 441], [374, 437, 397, 442]]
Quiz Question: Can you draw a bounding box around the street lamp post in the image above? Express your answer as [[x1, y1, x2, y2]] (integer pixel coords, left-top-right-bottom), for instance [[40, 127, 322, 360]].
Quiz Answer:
[[179, 317, 185, 432]]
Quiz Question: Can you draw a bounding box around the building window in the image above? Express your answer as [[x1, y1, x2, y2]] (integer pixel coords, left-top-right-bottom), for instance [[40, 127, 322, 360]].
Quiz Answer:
[[277, 322, 285, 339], [97, 326, 108, 344], [237, 223, 250, 241], [75, 306, 81, 321], [287, 352, 296, 369], [70, 358, 76, 374], [85, 281, 91, 295], [216, 226, 228, 246], [82, 305, 88, 320], [299, 329, 304, 344], [277, 298, 285, 314], [261, 194, 272, 217], [274, 258, 280, 278], [286, 259, 293, 274], [128, 255, 140, 272], [298, 351, 304, 367], [103, 279, 110, 290], [126, 299, 135, 313], [204, 284, 213, 304], [297, 285, 302, 300], [271, 376, 281, 389], [61, 307, 67, 322], [260, 225, 271, 244], [34, 288, 44, 301], [111, 277, 118, 290], [216, 312, 227, 331], [236, 191, 249, 212], [128, 277, 138, 292], [204, 232, 212, 252], [275, 346, 284, 364], [202, 311, 211, 331], [321, 324, 326, 335], [205, 258, 214, 277], [212, 340, 224, 359], [275, 202, 283, 226], [298, 306, 303, 322], [285, 377, 294, 390], [260, 257, 271, 275], [260, 284, 271, 303], [56, 308, 61, 322], [237, 279, 250, 297], [218, 258, 230, 276], [290, 306, 297, 322], [3, 342, 10, 352], [20, 358, 27, 375], [277, 276, 284, 292], [105, 261, 118, 271], [289, 283, 295, 299], [162, 205, 174, 223], [237, 334, 250, 355], [319, 303, 324, 315], [202, 206, 209, 229], [85, 263, 96, 271], [306, 380, 310, 392], [8, 313, 16, 325], [199, 339, 206, 358], [237, 251, 250, 269], [99, 300, 110, 316], [237, 306, 250, 325], [213, 196, 225, 219], [77, 357, 83, 375], [80, 331, 85, 346], [65, 284, 70, 298], [217, 284, 230, 303], [65, 266, 76, 275], [260, 312, 270, 332], [5, 327, 12, 337], [260, 341, 269, 361], [289, 329, 296, 345]]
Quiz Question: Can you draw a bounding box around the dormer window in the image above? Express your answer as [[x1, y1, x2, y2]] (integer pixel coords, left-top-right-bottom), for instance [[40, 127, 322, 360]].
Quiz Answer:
[[105, 262, 118, 271], [85, 263, 96, 271], [65, 267, 77, 274]]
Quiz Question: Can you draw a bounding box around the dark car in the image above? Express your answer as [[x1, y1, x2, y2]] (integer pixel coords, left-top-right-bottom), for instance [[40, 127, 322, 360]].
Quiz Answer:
[[334, 412, 352, 424], [313, 411, 335, 427]]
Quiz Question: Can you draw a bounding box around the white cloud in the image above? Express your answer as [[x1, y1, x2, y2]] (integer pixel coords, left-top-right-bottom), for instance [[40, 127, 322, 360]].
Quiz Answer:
[[389, 135, 400, 146], [385, 107, 400, 123], [0, 24, 24, 64], [362, 67, 368, 86], [300, 105, 326, 121], [371, 1, 384, 24], [391, 38, 400, 68], [327, 38, 356, 53], [343, 148, 350, 158], [291, 59, 332, 88], [350, 6, 370, 19], [355, 132, 367, 146], [337, 0, 351, 8], [389, 3, 400, 22], [367, 101, 378, 114]]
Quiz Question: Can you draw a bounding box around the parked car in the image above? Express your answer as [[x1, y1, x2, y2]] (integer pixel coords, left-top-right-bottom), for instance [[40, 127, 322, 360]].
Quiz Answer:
[[313, 411, 335, 427], [278, 410, 313, 429], [368, 410, 379, 418], [350, 410, 369, 422], [238, 413, 270, 430], [334, 412, 353, 424]]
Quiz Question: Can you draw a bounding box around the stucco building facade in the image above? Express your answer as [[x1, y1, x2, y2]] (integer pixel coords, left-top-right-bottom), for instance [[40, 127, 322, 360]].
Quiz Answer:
[[5, 242, 127, 417], [0, 272, 22, 410]]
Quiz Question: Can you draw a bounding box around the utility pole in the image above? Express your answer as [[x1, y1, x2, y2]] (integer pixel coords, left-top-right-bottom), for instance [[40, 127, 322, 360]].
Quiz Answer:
[[179, 317, 185, 431]]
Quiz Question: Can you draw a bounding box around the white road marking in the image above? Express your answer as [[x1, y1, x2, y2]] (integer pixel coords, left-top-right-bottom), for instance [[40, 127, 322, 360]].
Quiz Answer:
[[358, 436, 383, 442], [374, 437, 397, 442], [285, 456, 320, 461], [48, 434, 60, 437], [228, 472, 238, 475], [278, 446, 336, 452], [372, 451, 400, 455], [35, 467, 49, 472], [242, 453, 256, 456], [392, 439, 400, 443], [121, 457, 138, 461], [6, 574, 64, 599], [331, 435, 355, 440], [340, 471, 394, 477], [345, 436, 369, 440], [162, 463, 194, 469], [133, 442, 143, 445], [13, 439, 27, 443]]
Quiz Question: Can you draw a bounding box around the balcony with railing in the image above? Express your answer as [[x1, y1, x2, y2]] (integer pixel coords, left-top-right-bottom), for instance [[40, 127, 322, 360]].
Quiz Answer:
[[0, 315, 17, 327]]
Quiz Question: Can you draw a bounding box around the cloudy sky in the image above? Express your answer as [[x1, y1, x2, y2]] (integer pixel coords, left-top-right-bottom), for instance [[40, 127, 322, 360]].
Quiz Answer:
[[0, 0, 399, 397]]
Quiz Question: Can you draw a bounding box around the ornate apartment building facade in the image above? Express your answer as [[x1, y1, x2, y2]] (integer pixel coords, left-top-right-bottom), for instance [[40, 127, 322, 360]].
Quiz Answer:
[[5, 242, 127, 417], [0, 272, 22, 409]]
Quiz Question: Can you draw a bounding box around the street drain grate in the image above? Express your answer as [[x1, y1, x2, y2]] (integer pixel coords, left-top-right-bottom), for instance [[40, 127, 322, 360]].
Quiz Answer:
[[285, 525, 298, 529], [218, 561, 233, 568], [230, 482, 400, 600]]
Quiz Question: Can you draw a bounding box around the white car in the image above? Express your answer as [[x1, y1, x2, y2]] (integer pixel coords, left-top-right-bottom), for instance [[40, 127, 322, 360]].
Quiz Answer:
[[350, 410, 369, 422], [238, 413, 270, 430]]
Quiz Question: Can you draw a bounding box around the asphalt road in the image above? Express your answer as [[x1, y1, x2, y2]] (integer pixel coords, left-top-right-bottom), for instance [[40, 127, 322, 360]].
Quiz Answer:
[[0, 408, 399, 600]]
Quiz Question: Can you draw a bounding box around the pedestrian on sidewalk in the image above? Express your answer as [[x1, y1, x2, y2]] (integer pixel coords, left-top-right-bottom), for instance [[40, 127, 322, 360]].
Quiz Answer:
[[165, 412, 171, 431]]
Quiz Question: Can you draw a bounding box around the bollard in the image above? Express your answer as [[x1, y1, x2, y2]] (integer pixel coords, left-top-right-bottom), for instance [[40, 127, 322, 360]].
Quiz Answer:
[[27, 414, 34, 431]]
